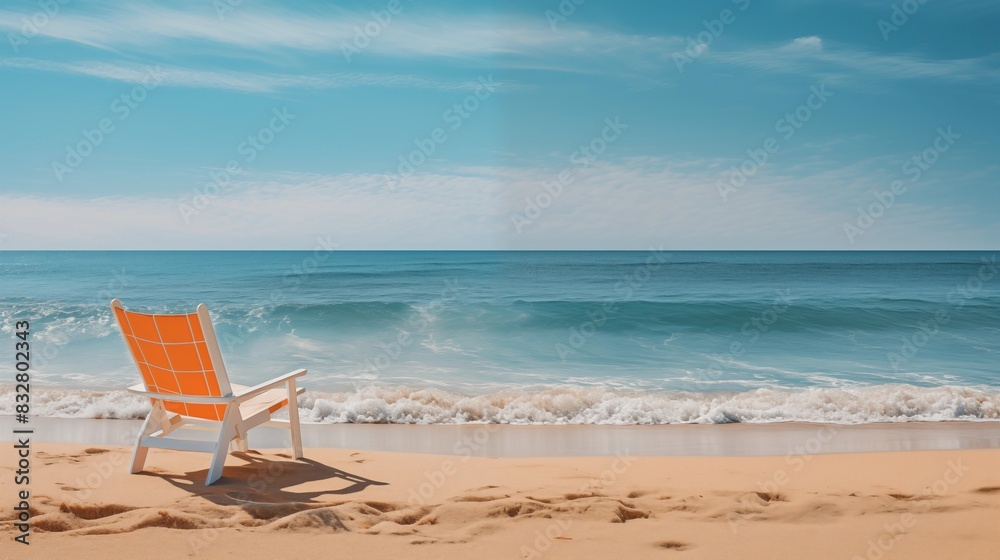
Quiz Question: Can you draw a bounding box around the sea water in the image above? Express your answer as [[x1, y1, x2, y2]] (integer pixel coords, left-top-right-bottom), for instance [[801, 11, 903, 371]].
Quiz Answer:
[[1, 251, 998, 423]]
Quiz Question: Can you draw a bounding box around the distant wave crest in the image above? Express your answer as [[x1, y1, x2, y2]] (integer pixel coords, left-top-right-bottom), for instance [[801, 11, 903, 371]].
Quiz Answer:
[[6, 298, 1000, 340]]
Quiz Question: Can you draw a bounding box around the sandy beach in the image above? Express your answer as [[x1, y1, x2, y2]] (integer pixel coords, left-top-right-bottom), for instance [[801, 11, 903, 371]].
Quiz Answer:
[[3, 434, 999, 559]]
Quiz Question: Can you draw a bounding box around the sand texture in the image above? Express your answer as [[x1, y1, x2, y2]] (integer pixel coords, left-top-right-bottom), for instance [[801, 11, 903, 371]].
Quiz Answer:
[[2, 443, 1000, 559]]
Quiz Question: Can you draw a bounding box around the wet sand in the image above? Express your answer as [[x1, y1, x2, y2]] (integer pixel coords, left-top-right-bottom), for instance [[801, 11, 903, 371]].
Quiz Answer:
[[5, 416, 1000, 456]]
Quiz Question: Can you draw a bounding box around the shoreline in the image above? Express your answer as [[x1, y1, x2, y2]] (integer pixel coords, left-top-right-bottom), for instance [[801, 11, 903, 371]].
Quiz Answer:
[[3, 416, 999, 457]]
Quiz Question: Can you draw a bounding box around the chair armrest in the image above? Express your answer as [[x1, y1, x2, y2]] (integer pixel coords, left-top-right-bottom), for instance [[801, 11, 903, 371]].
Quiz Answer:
[[233, 369, 308, 402], [126, 384, 237, 404]]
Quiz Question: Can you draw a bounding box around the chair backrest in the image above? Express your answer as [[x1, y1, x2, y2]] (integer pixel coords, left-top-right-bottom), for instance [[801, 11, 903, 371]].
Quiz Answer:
[[111, 299, 233, 421]]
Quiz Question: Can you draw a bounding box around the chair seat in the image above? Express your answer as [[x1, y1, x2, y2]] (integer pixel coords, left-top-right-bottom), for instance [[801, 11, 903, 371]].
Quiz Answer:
[[232, 384, 305, 418]]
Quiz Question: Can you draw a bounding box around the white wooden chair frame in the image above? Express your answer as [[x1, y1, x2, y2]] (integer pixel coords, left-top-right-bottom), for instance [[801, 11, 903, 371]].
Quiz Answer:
[[112, 299, 306, 485]]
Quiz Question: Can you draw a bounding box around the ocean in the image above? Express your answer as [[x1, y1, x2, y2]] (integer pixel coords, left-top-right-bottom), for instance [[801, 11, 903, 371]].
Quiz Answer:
[[1, 250, 998, 424]]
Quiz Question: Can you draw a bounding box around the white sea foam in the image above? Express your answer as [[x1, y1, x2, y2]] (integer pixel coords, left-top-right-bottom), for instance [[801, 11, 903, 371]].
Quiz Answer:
[[0, 306, 117, 342], [0, 387, 150, 419], [2, 384, 999, 424]]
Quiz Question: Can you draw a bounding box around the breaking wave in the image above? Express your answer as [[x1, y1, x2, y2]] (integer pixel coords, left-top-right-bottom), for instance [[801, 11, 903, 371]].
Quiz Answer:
[[3, 384, 999, 425]]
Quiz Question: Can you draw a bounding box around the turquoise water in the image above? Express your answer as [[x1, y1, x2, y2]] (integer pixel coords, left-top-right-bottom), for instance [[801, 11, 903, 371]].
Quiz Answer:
[[1, 251, 998, 423]]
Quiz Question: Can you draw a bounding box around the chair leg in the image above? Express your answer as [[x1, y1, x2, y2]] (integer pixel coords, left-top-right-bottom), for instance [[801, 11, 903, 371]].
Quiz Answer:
[[206, 408, 239, 485], [287, 379, 304, 459], [130, 412, 154, 474], [131, 401, 170, 474], [206, 444, 229, 485]]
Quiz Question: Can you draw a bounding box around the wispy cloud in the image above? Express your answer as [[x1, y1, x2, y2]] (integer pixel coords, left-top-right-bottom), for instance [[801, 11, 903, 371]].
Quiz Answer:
[[710, 36, 1000, 86], [0, 2, 681, 64], [0, 58, 512, 93], [0, 2, 682, 90], [0, 158, 992, 250], [2, 3, 995, 90]]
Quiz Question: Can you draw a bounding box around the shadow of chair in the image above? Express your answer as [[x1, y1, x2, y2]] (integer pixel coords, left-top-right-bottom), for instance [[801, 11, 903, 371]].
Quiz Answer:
[[147, 451, 389, 506]]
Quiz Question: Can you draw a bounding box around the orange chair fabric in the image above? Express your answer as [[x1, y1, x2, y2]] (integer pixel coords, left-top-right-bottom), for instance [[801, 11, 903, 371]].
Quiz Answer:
[[113, 307, 226, 420]]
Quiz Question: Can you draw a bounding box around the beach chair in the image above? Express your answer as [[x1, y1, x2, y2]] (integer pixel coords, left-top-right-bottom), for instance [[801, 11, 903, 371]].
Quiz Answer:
[[110, 299, 306, 485]]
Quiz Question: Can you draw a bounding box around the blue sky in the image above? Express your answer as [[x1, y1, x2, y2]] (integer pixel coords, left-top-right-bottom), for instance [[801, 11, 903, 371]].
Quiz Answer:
[[0, 0, 997, 249]]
